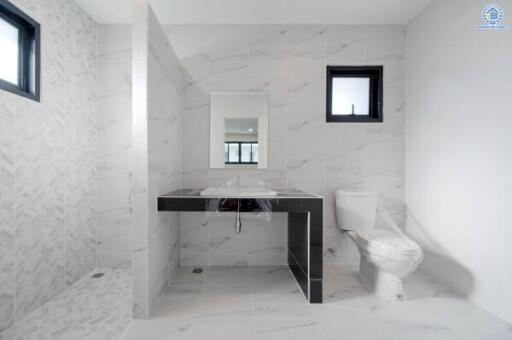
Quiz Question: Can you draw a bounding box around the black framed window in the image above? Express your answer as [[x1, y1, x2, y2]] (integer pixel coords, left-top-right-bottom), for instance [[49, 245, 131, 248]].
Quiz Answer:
[[0, 0, 40, 101], [326, 66, 383, 123], [225, 142, 258, 164]]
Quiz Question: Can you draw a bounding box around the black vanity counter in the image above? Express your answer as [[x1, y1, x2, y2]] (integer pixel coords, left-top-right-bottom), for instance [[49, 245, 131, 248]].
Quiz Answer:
[[158, 188, 323, 303]]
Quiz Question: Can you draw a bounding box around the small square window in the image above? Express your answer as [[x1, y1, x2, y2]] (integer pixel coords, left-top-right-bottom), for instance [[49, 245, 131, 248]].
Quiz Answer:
[[0, 0, 40, 101], [326, 66, 383, 123]]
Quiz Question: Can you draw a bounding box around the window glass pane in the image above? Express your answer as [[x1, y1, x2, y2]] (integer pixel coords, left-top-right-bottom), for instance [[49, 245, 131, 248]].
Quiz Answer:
[[228, 143, 239, 163], [29, 38, 35, 92], [224, 143, 229, 163], [251, 143, 259, 163], [241, 143, 252, 163], [332, 77, 369, 116], [0, 17, 19, 85]]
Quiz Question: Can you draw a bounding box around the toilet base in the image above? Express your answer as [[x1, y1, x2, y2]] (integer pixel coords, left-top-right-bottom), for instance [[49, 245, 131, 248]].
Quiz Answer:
[[357, 256, 407, 302]]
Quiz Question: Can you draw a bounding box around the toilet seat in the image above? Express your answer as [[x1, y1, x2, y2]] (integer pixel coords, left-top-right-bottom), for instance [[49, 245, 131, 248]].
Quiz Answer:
[[351, 229, 422, 259], [358, 230, 420, 252]]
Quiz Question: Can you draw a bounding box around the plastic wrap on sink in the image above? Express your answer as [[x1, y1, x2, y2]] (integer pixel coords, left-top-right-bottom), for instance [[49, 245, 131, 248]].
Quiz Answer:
[[204, 176, 272, 222]]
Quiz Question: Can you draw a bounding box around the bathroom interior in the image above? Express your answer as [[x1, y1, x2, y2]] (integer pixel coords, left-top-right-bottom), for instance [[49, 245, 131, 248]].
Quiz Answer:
[[0, 0, 511, 339]]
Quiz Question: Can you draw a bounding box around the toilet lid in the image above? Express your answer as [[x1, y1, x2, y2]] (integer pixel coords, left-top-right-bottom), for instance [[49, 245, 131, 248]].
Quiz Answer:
[[356, 229, 421, 254]]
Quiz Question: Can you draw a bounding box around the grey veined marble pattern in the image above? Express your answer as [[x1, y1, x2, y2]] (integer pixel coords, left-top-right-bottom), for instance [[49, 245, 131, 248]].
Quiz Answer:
[[0, 0, 97, 332], [166, 24, 406, 268], [181, 212, 288, 267], [131, 4, 183, 319], [0, 270, 132, 340], [122, 265, 512, 340], [97, 24, 133, 270]]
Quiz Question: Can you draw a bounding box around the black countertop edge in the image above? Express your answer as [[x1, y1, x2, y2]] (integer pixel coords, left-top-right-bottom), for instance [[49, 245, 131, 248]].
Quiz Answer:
[[158, 188, 323, 200]]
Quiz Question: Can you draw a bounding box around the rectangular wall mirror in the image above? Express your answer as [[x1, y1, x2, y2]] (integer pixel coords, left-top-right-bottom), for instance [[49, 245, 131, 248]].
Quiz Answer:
[[210, 91, 269, 169]]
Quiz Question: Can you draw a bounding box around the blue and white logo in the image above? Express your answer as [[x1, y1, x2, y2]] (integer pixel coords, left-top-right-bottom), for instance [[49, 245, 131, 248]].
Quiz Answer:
[[479, 4, 509, 30]]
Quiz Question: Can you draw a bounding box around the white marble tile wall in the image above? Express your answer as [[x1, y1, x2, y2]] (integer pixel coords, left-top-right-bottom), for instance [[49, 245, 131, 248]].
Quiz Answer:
[[165, 24, 405, 267], [147, 6, 183, 316], [131, 2, 150, 319], [405, 0, 512, 324], [180, 212, 288, 266], [0, 0, 97, 333], [97, 25, 132, 270], [131, 3, 183, 319]]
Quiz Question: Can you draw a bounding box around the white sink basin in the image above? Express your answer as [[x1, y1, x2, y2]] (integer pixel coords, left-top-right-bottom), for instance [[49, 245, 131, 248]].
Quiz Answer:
[[200, 187, 278, 197]]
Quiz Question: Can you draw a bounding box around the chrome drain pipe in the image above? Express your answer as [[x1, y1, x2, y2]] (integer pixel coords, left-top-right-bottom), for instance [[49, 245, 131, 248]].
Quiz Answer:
[[235, 212, 242, 233], [235, 196, 242, 233]]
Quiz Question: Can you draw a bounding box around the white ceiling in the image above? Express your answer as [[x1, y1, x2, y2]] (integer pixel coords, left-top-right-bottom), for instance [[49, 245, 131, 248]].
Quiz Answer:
[[75, 0, 432, 25], [225, 118, 259, 135]]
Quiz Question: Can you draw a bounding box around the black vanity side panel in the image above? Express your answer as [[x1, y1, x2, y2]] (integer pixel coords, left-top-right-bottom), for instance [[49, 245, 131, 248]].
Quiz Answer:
[[288, 212, 309, 271], [309, 198, 323, 303], [288, 212, 309, 299], [282, 198, 323, 303]]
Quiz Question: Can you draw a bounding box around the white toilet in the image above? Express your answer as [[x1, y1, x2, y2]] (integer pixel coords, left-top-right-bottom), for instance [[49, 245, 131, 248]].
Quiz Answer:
[[335, 191, 423, 301]]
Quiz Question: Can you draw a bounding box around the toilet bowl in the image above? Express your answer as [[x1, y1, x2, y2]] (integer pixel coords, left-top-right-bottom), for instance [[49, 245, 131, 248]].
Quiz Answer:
[[335, 191, 423, 301]]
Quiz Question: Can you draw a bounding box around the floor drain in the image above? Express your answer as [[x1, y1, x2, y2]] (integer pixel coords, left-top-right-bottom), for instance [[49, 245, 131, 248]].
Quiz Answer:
[[92, 273, 105, 278], [192, 268, 203, 274]]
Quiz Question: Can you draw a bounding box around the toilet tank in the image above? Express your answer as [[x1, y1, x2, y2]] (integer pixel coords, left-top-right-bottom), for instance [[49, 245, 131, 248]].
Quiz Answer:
[[335, 191, 377, 236]]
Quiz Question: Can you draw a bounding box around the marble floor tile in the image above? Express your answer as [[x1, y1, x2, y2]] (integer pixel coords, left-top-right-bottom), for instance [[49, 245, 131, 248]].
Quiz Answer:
[[121, 318, 195, 340], [3, 265, 511, 340], [195, 287, 254, 319], [204, 266, 250, 289], [187, 319, 257, 340], [251, 288, 313, 319], [0, 270, 131, 340], [125, 265, 512, 340], [254, 318, 324, 340]]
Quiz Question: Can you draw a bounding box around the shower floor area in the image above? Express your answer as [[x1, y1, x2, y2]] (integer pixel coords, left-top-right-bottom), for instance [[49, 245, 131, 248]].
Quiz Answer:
[[0, 270, 132, 340], [1, 266, 511, 340]]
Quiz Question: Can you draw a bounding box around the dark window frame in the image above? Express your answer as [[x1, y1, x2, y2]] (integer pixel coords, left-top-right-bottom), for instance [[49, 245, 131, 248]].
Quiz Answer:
[[326, 65, 383, 123], [0, 0, 40, 102], [225, 141, 258, 165]]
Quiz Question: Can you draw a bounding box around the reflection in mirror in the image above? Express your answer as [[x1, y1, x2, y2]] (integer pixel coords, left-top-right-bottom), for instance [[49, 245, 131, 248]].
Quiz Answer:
[[210, 92, 268, 169]]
